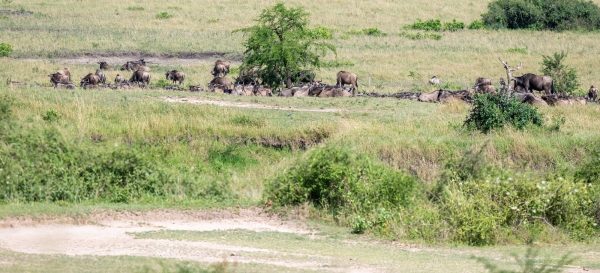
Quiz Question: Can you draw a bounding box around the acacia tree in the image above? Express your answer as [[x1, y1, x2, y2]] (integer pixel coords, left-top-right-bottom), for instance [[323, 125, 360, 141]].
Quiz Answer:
[[235, 3, 335, 88]]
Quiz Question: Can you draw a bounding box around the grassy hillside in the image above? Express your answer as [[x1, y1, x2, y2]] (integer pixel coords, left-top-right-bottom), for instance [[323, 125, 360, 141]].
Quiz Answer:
[[2, 0, 600, 92]]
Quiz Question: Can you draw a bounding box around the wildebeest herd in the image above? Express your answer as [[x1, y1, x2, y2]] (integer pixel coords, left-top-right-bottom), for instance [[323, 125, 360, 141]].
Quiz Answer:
[[4, 58, 597, 105]]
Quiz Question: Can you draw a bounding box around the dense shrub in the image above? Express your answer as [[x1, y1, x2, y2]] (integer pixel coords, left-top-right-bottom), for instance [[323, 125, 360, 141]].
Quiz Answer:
[[482, 0, 600, 31], [0, 43, 12, 57], [463, 94, 544, 133], [541, 51, 579, 95], [265, 146, 415, 221], [406, 19, 442, 31], [309, 26, 334, 39], [468, 20, 487, 29], [443, 19, 465, 32]]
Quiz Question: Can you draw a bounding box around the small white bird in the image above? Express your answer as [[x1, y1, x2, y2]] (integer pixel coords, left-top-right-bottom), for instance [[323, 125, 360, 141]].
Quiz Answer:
[[429, 76, 440, 86]]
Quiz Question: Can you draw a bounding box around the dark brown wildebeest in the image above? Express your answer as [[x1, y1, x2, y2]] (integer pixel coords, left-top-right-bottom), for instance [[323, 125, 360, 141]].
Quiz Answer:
[[165, 70, 185, 85], [336, 71, 358, 93], [588, 85, 598, 101], [513, 73, 554, 94], [48, 73, 70, 87], [81, 73, 100, 88], [209, 77, 232, 90], [236, 67, 260, 84], [114, 74, 126, 84], [95, 69, 106, 84], [129, 70, 151, 86], [97, 61, 111, 70], [291, 70, 316, 84], [211, 60, 230, 77]]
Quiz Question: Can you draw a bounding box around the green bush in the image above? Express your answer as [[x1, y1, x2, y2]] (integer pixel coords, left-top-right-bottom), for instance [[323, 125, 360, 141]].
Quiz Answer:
[[155, 12, 173, 19], [265, 146, 416, 217], [154, 79, 171, 88], [443, 19, 465, 32], [541, 51, 579, 95], [0, 43, 13, 57], [309, 26, 334, 39], [406, 19, 442, 31], [468, 20, 487, 29], [463, 94, 544, 133], [482, 0, 600, 31], [574, 148, 600, 185], [347, 28, 387, 36]]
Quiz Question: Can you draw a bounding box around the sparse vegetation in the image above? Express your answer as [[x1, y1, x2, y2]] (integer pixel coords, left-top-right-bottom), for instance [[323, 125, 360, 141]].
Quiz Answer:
[[507, 46, 528, 54], [155, 12, 173, 19], [399, 31, 442, 40], [126, 6, 144, 11]]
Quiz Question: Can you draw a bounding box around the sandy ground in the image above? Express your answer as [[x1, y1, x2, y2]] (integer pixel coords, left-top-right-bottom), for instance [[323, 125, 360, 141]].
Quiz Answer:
[[0, 208, 376, 272], [163, 96, 342, 112]]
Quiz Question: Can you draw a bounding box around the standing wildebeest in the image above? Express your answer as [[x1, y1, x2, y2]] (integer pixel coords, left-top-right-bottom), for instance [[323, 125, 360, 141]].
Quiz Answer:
[[336, 71, 358, 93], [429, 76, 440, 86], [165, 70, 185, 85], [114, 74, 126, 84], [209, 77, 232, 90], [97, 61, 111, 70], [588, 85, 598, 101], [513, 73, 555, 94], [291, 70, 316, 84], [129, 70, 151, 86], [81, 73, 100, 88], [48, 73, 70, 87], [211, 60, 230, 77], [95, 69, 106, 84]]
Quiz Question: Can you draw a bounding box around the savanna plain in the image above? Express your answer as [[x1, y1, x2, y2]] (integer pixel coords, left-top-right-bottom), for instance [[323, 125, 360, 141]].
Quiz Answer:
[[1, 0, 600, 272]]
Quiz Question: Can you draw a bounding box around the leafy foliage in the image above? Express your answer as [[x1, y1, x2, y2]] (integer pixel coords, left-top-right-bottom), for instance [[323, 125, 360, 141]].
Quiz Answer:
[[406, 19, 442, 31], [265, 146, 415, 233], [234, 3, 335, 88], [541, 51, 579, 95], [0, 43, 13, 57], [575, 148, 600, 185], [309, 26, 334, 39], [443, 19, 465, 32], [482, 0, 600, 31], [468, 20, 487, 29], [464, 94, 544, 133]]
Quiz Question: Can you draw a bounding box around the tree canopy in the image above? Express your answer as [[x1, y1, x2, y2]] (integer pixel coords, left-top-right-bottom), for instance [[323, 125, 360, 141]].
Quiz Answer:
[[234, 3, 335, 88]]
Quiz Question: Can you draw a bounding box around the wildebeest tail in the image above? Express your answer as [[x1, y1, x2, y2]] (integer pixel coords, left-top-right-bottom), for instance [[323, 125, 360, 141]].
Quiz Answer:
[[551, 80, 555, 94]]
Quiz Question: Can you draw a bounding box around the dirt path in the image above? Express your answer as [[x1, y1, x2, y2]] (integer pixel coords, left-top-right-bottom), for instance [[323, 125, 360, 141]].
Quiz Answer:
[[163, 96, 342, 112], [0, 208, 375, 272]]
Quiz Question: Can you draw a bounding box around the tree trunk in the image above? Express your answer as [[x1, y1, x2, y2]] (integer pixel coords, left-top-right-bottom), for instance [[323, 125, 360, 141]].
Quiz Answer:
[[285, 70, 292, 88]]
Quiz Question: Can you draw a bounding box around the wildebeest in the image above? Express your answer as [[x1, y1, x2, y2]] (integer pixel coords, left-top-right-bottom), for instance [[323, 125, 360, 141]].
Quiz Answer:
[[477, 84, 497, 95], [513, 73, 554, 94], [48, 73, 70, 87], [95, 69, 106, 84], [336, 71, 358, 93], [55, 82, 77, 89], [474, 77, 492, 87], [473, 77, 493, 93], [81, 73, 100, 88], [418, 90, 440, 102], [236, 67, 260, 84], [211, 60, 230, 77], [97, 61, 111, 70], [429, 76, 440, 86], [209, 77, 232, 90], [291, 70, 316, 84], [232, 83, 254, 96], [253, 85, 272, 96], [588, 85, 598, 101], [129, 70, 151, 86], [165, 70, 185, 85], [114, 74, 126, 84], [515, 93, 548, 106], [121, 59, 148, 71]]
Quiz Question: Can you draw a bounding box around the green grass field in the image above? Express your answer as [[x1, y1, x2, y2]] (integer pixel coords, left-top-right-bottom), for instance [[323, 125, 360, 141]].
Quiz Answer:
[[1, 0, 600, 272]]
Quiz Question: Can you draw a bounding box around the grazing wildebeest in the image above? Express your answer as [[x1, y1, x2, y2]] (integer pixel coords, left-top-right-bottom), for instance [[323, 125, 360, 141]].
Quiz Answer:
[[336, 71, 358, 93], [429, 76, 440, 86], [81, 73, 100, 88], [513, 73, 554, 94], [291, 70, 316, 84], [95, 69, 106, 84], [48, 73, 70, 87], [209, 77, 232, 90], [236, 67, 260, 84], [165, 70, 185, 85], [114, 74, 126, 84], [129, 70, 151, 86], [211, 60, 230, 77], [588, 85, 598, 101], [97, 61, 111, 70]]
